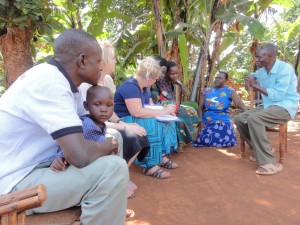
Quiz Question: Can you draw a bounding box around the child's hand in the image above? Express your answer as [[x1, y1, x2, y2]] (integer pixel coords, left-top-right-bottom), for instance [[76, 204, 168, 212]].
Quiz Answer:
[[106, 136, 119, 155], [50, 157, 69, 171]]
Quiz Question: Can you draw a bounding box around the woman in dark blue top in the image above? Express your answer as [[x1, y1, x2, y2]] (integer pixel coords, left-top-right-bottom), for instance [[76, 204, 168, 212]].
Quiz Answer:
[[115, 57, 179, 179]]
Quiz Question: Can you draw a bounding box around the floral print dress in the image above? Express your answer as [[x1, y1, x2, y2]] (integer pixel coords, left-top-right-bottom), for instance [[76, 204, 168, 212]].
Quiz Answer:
[[193, 86, 237, 148]]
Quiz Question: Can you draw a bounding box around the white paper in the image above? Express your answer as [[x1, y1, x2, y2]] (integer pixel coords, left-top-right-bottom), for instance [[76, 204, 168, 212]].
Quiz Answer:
[[144, 104, 164, 110], [155, 115, 181, 122]]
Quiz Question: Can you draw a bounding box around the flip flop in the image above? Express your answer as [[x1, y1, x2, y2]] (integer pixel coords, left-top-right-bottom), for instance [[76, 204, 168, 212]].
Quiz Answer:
[[256, 163, 283, 175]]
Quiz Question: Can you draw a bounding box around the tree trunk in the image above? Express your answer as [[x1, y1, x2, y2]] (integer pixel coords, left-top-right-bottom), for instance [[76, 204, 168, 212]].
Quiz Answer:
[[170, 0, 182, 104], [190, 47, 205, 102], [152, 0, 166, 57], [295, 35, 300, 76], [295, 35, 300, 93], [0, 26, 33, 88], [207, 21, 223, 85], [190, 0, 221, 102]]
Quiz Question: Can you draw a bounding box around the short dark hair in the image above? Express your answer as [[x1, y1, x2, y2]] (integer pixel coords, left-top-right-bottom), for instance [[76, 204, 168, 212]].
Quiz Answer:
[[153, 56, 168, 67], [218, 70, 229, 80], [258, 43, 278, 57], [54, 29, 99, 64], [166, 61, 177, 72], [86, 85, 112, 102]]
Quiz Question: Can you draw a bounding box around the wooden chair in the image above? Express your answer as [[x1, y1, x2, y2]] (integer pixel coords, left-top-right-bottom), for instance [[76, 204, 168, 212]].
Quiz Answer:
[[0, 184, 47, 225], [240, 123, 288, 163]]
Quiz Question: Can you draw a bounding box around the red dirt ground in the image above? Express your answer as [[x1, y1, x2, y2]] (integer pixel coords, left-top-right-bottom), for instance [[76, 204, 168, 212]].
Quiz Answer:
[[125, 116, 300, 225]]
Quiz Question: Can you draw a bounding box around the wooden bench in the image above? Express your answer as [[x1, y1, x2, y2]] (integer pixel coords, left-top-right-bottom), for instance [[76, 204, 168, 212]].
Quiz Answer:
[[0, 185, 81, 225], [0, 184, 47, 225]]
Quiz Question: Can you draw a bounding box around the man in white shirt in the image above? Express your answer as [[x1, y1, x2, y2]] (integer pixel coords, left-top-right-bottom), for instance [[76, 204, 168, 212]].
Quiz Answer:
[[0, 29, 128, 225]]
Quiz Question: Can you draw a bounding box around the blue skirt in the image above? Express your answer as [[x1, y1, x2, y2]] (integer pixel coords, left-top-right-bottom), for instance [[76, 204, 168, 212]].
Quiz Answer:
[[193, 122, 237, 148], [122, 115, 178, 168]]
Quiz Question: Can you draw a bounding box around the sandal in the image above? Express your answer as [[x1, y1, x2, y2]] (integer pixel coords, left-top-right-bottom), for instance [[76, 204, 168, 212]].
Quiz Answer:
[[161, 155, 179, 169], [143, 166, 170, 179], [256, 163, 283, 175], [176, 146, 185, 153], [161, 159, 179, 169]]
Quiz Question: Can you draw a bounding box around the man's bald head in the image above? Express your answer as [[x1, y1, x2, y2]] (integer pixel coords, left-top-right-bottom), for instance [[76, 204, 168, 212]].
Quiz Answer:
[[53, 29, 101, 64]]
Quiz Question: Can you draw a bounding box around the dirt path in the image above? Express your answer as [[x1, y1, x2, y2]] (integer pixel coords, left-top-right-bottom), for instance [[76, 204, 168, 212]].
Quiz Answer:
[[125, 116, 300, 225]]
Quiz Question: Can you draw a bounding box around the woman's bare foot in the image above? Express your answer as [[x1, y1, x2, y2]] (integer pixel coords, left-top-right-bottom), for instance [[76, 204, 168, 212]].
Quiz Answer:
[[127, 188, 135, 199], [128, 180, 137, 192]]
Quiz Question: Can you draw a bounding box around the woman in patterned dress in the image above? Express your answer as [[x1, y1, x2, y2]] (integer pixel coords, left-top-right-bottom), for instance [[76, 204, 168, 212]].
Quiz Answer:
[[193, 71, 246, 148], [151, 60, 200, 151]]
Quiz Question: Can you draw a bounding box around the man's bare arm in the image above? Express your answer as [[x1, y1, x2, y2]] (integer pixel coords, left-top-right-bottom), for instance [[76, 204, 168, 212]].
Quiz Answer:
[[56, 133, 118, 168]]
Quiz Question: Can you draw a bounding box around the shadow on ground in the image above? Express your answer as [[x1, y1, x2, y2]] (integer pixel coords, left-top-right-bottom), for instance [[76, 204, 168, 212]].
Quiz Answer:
[[126, 116, 300, 225]]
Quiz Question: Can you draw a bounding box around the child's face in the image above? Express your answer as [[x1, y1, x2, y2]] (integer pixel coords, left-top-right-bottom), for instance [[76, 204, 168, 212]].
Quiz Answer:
[[85, 90, 114, 124]]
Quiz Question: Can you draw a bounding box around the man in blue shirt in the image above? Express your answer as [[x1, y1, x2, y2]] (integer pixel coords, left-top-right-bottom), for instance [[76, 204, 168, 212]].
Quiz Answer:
[[234, 43, 299, 175]]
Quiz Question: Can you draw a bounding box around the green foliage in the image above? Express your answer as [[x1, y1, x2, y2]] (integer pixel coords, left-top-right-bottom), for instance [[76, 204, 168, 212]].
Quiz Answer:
[[1, 0, 299, 98], [86, 0, 113, 38], [0, 0, 61, 35], [178, 34, 189, 83], [123, 40, 150, 65]]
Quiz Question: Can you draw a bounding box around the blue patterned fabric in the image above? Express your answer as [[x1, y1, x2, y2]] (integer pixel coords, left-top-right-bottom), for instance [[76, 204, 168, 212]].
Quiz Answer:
[[193, 86, 237, 148], [122, 115, 178, 168], [56, 115, 106, 158]]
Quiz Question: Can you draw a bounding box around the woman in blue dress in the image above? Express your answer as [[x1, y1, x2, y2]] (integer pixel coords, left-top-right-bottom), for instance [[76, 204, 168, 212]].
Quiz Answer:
[[193, 71, 246, 148], [114, 57, 179, 179]]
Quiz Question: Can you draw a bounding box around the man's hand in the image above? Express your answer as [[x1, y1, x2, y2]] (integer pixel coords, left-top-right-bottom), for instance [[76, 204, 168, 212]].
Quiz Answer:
[[246, 75, 256, 88], [50, 157, 69, 171]]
